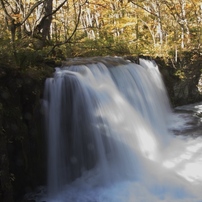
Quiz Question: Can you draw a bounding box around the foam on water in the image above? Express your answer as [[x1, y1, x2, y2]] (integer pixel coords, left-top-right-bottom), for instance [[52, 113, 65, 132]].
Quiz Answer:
[[41, 57, 202, 202]]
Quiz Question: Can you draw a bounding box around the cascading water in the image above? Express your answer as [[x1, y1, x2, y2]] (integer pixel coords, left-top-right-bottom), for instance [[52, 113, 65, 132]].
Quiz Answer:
[[42, 57, 202, 202]]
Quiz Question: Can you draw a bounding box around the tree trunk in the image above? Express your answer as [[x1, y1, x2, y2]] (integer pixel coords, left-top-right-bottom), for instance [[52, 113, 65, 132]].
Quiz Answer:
[[42, 0, 53, 42]]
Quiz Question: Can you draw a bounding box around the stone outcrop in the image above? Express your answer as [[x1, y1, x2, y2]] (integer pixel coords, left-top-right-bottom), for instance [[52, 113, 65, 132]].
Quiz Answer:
[[155, 54, 202, 106], [0, 64, 53, 202]]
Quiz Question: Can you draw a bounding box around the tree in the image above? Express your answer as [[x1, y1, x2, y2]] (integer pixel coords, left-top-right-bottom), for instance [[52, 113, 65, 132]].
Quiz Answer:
[[0, 0, 201, 58], [35, 0, 68, 45], [0, 0, 43, 58]]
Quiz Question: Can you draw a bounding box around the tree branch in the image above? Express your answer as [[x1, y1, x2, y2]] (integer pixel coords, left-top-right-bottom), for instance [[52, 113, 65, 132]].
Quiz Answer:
[[0, 0, 13, 21], [129, 0, 158, 18], [19, 0, 44, 26], [46, 0, 67, 18], [47, 3, 82, 55], [36, 0, 67, 31]]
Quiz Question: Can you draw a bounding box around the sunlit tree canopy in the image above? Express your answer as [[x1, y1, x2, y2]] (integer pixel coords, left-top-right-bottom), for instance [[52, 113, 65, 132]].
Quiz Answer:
[[0, 0, 201, 58]]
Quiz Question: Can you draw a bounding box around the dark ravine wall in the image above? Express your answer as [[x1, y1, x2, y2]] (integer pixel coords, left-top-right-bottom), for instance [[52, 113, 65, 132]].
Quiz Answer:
[[155, 55, 202, 107], [0, 55, 201, 202], [0, 64, 54, 202]]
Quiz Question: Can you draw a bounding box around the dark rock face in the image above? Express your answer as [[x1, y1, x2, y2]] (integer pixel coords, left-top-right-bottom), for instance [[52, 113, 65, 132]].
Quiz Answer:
[[155, 55, 202, 107], [0, 65, 53, 202]]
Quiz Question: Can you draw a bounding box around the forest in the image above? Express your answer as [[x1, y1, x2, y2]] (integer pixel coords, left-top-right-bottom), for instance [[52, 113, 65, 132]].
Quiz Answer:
[[0, 0, 201, 61], [0, 0, 202, 202]]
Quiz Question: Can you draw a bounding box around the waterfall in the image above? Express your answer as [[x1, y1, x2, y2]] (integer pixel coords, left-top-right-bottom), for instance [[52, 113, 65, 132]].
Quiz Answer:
[[42, 57, 202, 202]]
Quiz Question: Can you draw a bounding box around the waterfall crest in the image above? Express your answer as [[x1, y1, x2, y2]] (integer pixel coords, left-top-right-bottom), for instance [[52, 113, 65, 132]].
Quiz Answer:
[[43, 57, 202, 202]]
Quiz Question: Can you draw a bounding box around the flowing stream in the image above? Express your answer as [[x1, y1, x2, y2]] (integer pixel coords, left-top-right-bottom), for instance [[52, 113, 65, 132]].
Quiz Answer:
[[39, 57, 202, 202]]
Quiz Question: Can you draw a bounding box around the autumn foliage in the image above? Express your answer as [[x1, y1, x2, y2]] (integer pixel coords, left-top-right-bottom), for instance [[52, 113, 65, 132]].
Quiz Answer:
[[0, 0, 201, 62]]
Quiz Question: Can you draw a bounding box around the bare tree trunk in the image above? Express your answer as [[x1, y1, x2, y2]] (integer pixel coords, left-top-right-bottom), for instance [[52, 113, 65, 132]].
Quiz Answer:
[[156, 2, 163, 45], [181, 27, 185, 49], [41, 0, 53, 42], [198, 3, 202, 50]]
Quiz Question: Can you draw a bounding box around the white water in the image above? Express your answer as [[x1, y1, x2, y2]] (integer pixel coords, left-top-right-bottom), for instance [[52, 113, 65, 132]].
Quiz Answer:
[[41, 57, 202, 202]]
